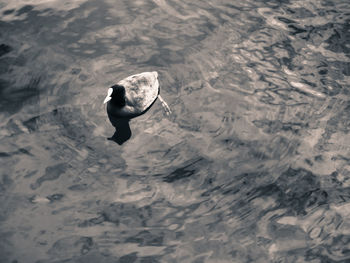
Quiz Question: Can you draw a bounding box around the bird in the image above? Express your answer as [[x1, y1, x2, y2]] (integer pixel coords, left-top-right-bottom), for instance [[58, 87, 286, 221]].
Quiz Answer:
[[104, 71, 170, 118], [103, 71, 170, 144]]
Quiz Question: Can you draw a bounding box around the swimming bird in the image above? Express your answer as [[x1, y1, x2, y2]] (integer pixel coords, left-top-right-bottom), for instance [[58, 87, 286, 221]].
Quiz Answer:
[[104, 71, 170, 119], [103, 71, 170, 144]]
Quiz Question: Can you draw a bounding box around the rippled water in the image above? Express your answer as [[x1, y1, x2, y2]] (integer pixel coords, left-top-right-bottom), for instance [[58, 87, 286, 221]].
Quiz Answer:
[[0, 0, 350, 262]]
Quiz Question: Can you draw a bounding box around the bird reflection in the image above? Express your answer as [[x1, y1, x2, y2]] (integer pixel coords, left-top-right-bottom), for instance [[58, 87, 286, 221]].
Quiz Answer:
[[107, 113, 132, 145]]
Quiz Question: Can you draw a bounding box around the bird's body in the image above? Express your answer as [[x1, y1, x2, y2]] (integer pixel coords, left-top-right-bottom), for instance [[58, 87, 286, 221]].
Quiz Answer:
[[105, 71, 160, 119]]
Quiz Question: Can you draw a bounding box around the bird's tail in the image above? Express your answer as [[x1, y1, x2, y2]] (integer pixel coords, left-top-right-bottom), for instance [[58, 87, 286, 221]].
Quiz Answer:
[[158, 95, 171, 115]]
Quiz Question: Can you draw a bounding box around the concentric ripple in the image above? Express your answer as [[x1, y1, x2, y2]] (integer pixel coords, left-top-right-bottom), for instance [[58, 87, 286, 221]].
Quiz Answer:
[[0, 0, 349, 262]]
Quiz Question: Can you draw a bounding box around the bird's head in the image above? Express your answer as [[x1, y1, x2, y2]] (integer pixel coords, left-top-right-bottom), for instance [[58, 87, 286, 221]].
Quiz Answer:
[[103, 84, 126, 106]]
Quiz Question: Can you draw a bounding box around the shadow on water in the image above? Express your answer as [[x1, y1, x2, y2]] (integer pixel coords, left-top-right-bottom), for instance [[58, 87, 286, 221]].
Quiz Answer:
[[107, 116, 132, 145]]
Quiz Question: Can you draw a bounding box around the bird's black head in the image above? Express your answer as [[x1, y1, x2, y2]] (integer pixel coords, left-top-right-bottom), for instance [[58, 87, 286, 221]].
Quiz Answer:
[[110, 84, 126, 107]]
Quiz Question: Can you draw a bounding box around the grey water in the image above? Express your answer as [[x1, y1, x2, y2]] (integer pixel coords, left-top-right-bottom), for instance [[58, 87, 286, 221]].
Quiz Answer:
[[0, 0, 349, 262]]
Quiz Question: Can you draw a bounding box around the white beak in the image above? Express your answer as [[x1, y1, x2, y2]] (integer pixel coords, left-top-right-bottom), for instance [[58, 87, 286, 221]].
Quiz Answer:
[[103, 88, 113, 104], [104, 95, 111, 104]]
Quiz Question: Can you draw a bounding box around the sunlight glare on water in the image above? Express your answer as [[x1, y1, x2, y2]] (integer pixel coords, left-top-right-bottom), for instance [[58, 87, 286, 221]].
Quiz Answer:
[[0, 0, 350, 262]]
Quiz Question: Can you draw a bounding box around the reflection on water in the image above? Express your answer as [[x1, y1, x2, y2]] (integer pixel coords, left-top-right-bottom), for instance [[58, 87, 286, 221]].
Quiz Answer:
[[0, 0, 349, 262], [107, 117, 132, 145]]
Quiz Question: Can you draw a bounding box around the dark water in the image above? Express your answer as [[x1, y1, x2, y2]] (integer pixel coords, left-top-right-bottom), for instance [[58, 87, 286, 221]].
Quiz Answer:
[[0, 0, 350, 262]]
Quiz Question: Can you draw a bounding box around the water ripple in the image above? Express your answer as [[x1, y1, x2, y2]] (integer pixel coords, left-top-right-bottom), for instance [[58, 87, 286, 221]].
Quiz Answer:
[[1, 0, 350, 262]]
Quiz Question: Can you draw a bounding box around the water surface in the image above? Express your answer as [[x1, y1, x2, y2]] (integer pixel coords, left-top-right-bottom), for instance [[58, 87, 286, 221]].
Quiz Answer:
[[0, 0, 350, 262]]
